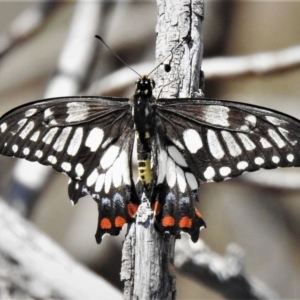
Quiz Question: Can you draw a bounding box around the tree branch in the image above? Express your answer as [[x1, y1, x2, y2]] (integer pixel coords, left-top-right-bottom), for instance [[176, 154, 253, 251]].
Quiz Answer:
[[121, 0, 204, 298], [175, 236, 280, 300], [89, 43, 300, 98], [203, 44, 300, 79], [0, 0, 62, 60], [0, 199, 122, 299]]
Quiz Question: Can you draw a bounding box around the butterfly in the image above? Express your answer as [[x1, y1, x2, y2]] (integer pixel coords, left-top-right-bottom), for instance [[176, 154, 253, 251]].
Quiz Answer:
[[1, 74, 300, 243]]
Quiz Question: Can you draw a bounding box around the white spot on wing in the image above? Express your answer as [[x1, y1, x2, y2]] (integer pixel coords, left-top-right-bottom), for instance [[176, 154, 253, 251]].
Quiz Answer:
[[287, 154, 294, 162], [35, 150, 43, 158], [112, 157, 122, 187], [166, 157, 176, 188], [260, 137, 272, 148], [278, 127, 297, 145], [245, 115, 257, 126], [237, 133, 256, 150], [219, 166, 231, 176], [272, 156, 280, 164], [85, 128, 104, 151], [172, 139, 184, 150], [104, 168, 113, 193], [12, 145, 18, 153], [61, 162, 72, 172], [266, 116, 287, 126], [42, 127, 58, 144], [66, 102, 89, 123], [185, 172, 198, 190], [15, 119, 27, 133], [48, 155, 57, 164], [75, 163, 84, 178], [176, 166, 186, 193], [25, 108, 37, 117], [95, 174, 105, 192], [30, 130, 40, 142], [101, 137, 113, 149], [19, 121, 35, 139], [254, 157, 264, 165], [203, 166, 215, 181], [239, 114, 257, 131], [167, 146, 188, 167], [100, 145, 120, 169], [157, 149, 167, 185], [237, 161, 248, 170], [268, 129, 285, 148], [44, 108, 53, 118], [87, 169, 98, 187], [183, 129, 203, 153], [221, 131, 241, 157], [67, 127, 83, 156], [207, 130, 225, 159], [203, 105, 229, 127], [0, 123, 7, 133], [53, 127, 72, 152], [120, 150, 131, 185], [23, 148, 30, 155]]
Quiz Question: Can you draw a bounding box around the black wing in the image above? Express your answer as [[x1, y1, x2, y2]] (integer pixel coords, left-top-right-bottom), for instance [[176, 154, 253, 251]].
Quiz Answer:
[[0, 96, 137, 243], [154, 98, 300, 240], [156, 98, 300, 182]]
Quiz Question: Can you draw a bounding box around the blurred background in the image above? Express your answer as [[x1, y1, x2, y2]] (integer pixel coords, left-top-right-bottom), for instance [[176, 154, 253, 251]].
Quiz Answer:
[[0, 1, 300, 299]]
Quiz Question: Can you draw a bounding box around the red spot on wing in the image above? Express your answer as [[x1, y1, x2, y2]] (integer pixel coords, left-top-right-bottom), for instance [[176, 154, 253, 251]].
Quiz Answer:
[[115, 216, 126, 227], [100, 218, 112, 229], [152, 200, 161, 215], [162, 215, 175, 227], [127, 203, 138, 218], [179, 216, 192, 228]]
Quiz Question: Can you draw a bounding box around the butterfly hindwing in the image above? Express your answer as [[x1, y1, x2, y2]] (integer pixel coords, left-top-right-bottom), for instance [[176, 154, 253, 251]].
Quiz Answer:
[[152, 124, 206, 241], [0, 96, 138, 242]]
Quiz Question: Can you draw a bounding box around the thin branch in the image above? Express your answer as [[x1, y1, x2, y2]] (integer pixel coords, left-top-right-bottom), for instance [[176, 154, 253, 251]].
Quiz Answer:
[[0, 0, 63, 60], [89, 43, 300, 97], [0, 199, 122, 300], [175, 236, 280, 300], [202, 44, 300, 79]]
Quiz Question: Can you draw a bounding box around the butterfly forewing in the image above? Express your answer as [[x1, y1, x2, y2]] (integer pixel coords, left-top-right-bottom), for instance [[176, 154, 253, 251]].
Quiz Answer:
[[156, 98, 300, 184], [0, 96, 138, 242]]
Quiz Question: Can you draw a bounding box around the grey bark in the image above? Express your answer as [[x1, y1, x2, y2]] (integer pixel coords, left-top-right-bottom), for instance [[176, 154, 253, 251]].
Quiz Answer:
[[175, 236, 280, 300], [120, 1, 204, 299], [0, 199, 122, 300]]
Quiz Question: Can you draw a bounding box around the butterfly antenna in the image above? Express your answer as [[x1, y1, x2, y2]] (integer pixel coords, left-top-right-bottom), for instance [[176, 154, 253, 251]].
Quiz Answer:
[[147, 39, 186, 77], [95, 35, 142, 78]]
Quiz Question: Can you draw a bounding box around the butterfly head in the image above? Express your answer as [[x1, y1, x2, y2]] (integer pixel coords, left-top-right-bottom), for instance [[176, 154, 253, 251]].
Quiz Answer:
[[135, 75, 155, 97]]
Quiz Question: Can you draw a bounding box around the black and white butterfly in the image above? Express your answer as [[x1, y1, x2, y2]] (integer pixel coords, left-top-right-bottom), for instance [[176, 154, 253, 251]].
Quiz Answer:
[[1, 74, 300, 243]]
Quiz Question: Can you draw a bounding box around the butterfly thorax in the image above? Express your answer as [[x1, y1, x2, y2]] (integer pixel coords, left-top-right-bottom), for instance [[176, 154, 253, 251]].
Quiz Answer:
[[132, 76, 155, 135], [132, 76, 155, 187]]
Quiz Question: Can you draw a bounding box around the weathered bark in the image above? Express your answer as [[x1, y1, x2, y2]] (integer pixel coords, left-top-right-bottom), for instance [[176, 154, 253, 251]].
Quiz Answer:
[[121, 1, 204, 299]]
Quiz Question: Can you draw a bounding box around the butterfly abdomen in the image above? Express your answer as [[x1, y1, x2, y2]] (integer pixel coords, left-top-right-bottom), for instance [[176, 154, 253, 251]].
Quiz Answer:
[[136, 132, 152, 186]]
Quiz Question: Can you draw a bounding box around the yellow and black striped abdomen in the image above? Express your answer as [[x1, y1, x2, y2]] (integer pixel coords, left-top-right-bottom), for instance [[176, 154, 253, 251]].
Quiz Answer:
[[136, 132, 152, 186]]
